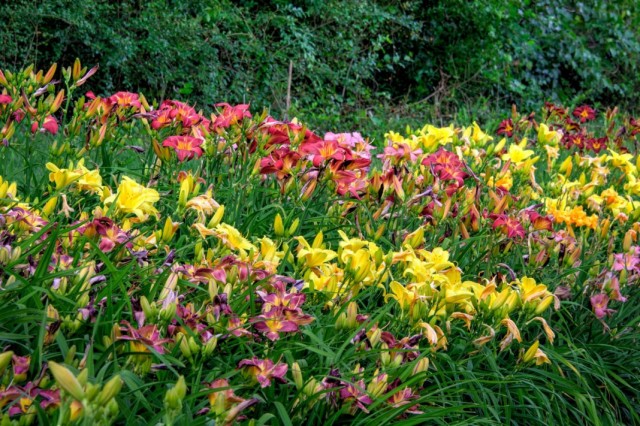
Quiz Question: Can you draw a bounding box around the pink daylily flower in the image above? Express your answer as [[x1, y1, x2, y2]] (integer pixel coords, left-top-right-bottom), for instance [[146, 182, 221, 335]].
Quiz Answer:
[[238, 357, 288, 388], [162, 136, 204, 162]]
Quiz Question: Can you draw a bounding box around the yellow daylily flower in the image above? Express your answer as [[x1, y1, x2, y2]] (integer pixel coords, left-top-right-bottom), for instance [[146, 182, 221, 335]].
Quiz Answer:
[[471, 121, 493, 145], [537, 123, 561, 145], [103, 176, 159, 220], [502, 139, 534, 165], [213, 223, 255, 252]]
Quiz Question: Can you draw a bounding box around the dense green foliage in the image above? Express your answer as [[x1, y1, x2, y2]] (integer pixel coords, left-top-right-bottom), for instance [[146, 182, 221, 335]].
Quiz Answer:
[[2, 0, 640, 129]]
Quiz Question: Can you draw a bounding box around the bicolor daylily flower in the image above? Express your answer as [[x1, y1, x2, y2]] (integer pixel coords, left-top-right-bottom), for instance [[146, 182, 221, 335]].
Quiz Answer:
[[238, 357, 288, 388], [162, 136, 204, 162]]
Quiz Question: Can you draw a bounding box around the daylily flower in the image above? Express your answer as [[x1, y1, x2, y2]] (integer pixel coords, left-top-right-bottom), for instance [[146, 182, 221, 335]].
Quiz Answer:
[[492, 214, 526, 238], [207, 378, 259, 423], [162, 136, 204, 162], [80, 217, 131, 252], [422, 148, 468, 188], [612, 247, 640, 272], [537, 123, 561, 145], [590, 293, 615, 319], [31, 115, 58, 135], [108, 91, 142, 110], [497, 118, 514, 137], [387, 386, 422, 414], [339, 378, 373, 414], [238, 357, 288, 388], [118, 321, 173, 354], [211, 103, 251, 129], [502, 140, 534, 165], [252, 308, 300, 341], [0, 94, 12, 104], [572, 105, 596, 123], [103, 176, 159, 220]]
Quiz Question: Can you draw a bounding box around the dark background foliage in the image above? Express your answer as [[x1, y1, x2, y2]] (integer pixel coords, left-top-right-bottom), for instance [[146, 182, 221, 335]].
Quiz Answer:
[[2, 0, 639, 129]]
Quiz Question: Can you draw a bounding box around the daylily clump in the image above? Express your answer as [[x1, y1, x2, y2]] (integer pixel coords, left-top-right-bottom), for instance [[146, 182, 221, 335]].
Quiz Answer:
[[0, 61, 638, 425]]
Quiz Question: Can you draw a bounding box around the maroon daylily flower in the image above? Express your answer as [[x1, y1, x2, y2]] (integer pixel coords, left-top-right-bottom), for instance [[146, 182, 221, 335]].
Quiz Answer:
[[497, 118, 514, 137], [572, 105, 596, 123]]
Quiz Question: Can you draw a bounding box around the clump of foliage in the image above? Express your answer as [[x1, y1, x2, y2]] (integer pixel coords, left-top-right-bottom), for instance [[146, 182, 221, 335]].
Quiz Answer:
[[2, 0, 639, 127]]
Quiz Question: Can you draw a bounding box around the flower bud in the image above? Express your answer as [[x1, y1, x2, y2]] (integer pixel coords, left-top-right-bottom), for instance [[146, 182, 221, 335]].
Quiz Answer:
[[164, 376, 187, 411], [177, 333, 192, 359], [534, 295, 554, 314], [48, 361, 85, 401], [208, 205, 225, 228], [42, 196, 58, 217], [96, 375, 123, 406], [288, 218, 300, 236], [203, 336, 218, 357], [69, 400, 84, 422], [274, 213, 285, 237], [291, 362, 303, 390], [522, 340, 540, 363], [0, 351, 13, 375], [140, 296, 156, 321], [412, 357, 430, 375]]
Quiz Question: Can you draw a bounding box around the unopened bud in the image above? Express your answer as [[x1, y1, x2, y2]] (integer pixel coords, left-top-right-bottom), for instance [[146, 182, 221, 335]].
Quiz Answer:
[[274, 213, 285, 237], [96, 375, 123, 405], [0, 351, 13, 375], [412, 357, 430, 375], [48, 362, 85, 400], [288, 218, 300, 236], [208, 205, 224, 228], [291, 362, 303, 390]]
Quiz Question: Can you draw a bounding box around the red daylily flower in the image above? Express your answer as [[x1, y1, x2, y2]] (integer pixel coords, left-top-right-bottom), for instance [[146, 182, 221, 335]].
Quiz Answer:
[[630, 118, 640, 136], [572, 105, 596, 123], [423, 148, 468, 188], [31, 115, 58, 135], [0, 94, 12, 104], [497, 118, 514, 137], [211, 103, 252, 130], [492, 214, 526, 238], [543, 102, 568, 119], [259, 147, 301, 179], [162, 136, 204, 162], [108, 91, 142, 110], [586, 137, 607, 153], [525, 210, 553, 232]]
